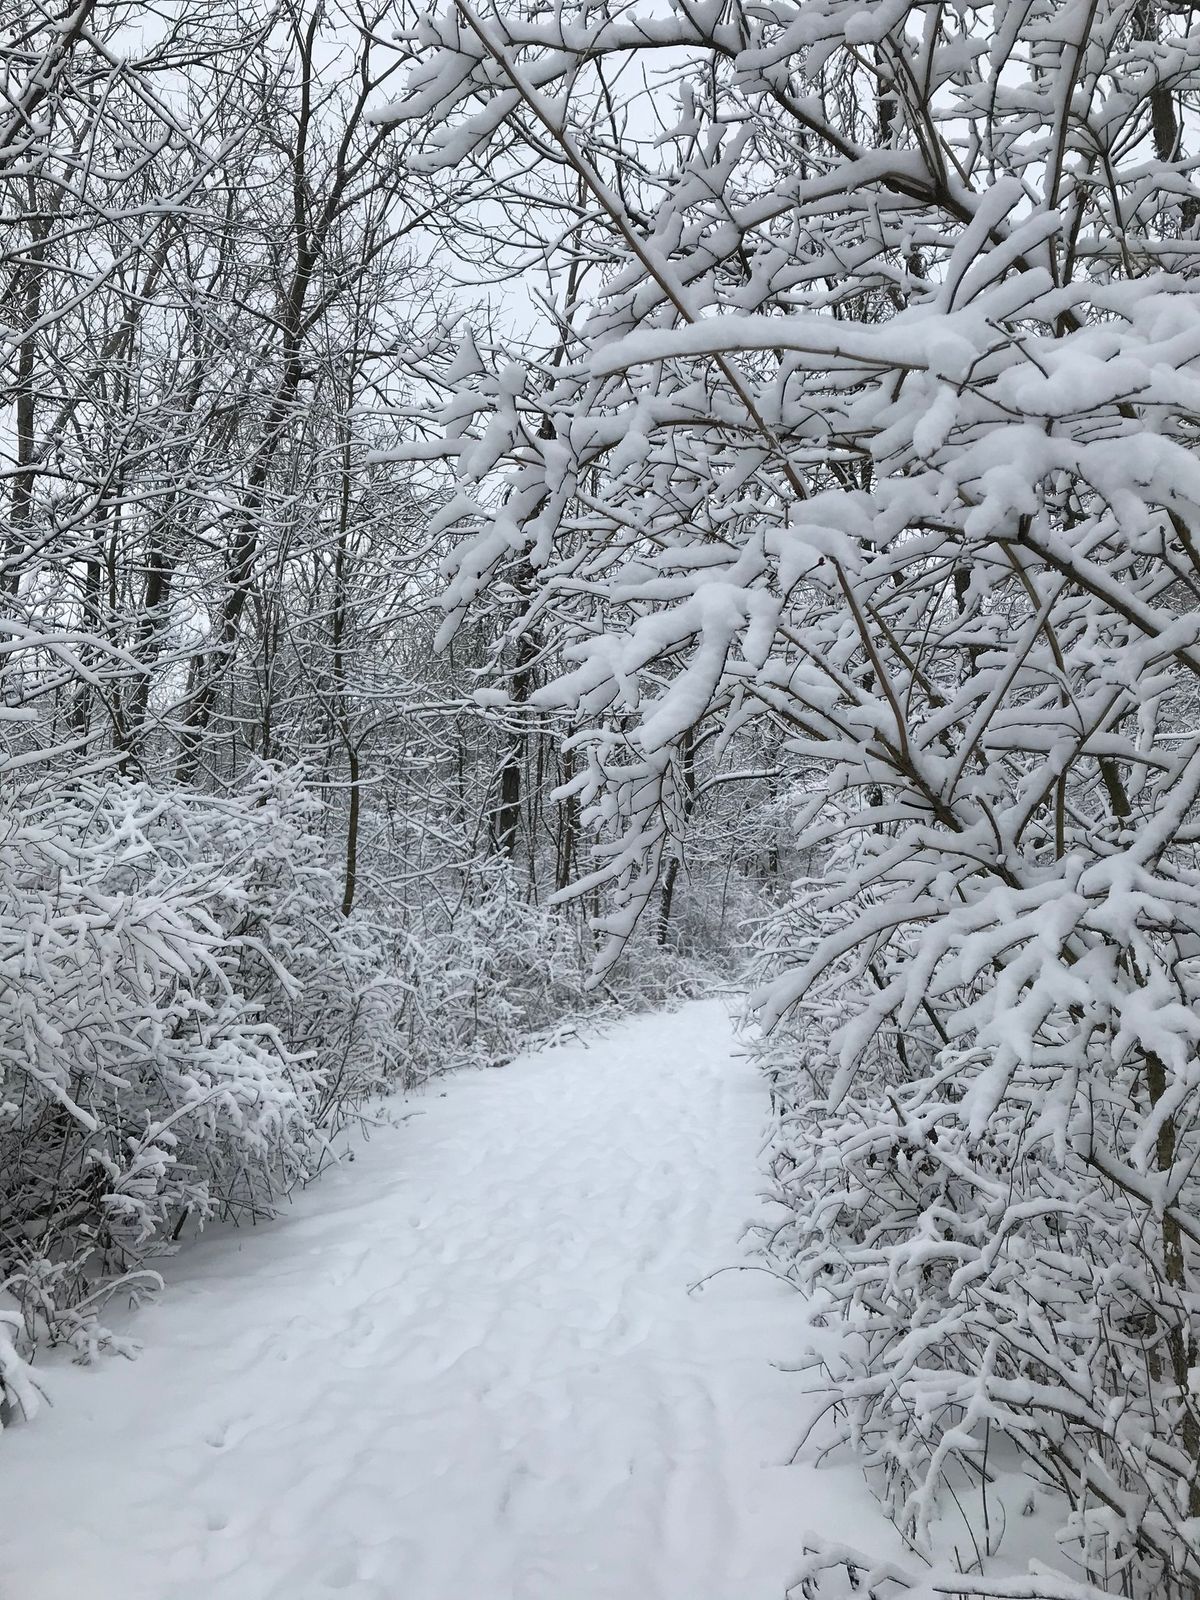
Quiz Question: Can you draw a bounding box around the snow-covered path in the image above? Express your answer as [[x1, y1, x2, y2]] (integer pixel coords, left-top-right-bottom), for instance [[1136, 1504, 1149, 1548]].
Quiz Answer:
[[1, 1000, 888, 1600]]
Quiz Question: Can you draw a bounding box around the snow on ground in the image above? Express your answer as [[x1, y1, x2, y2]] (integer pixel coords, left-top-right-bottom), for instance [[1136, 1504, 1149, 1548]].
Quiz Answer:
[[0, 999, 900, 1600]]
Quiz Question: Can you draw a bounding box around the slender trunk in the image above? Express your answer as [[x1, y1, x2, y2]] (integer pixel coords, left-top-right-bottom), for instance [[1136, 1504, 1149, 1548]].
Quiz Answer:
[[656, 856, 682, 947], [1133, 0, 1198, 231], [342, 746, 360, 917], [332, 412, 360, 916], [1145, 1048, 1200, 1516], [656, 726, 696, 947], [492, 573, 539, 860], [6, 196, 51, 596], [556, 734, 579, 894]]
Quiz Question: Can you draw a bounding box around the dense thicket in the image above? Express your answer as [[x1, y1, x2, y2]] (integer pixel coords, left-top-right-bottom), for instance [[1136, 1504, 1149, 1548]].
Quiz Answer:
[[379, 0, 1200, 1594], [11, 1, 1199, 1595], [0, 0, 749, 1413]]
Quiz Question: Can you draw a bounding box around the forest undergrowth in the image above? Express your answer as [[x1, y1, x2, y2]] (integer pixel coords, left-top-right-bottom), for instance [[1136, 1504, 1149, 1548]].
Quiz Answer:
[[6, 1, 1200, 1596], [0, 759, 730, 1422]]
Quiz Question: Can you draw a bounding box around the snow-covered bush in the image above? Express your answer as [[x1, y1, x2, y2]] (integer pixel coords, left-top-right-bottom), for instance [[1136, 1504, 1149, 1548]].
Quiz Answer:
[[390, 855, 714, 1075], [0, 766, 404, 1369], [750, 822, 1200, 1595], [0, 753, 706, 1401]]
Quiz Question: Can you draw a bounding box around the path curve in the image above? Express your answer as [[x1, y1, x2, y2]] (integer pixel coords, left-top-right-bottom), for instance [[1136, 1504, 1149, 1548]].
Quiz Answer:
[[0, 1000, 887, 1600]]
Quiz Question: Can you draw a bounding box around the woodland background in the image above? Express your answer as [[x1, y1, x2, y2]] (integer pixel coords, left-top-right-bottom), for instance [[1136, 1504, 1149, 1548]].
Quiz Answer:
[[4, 3, 1200, 1596]]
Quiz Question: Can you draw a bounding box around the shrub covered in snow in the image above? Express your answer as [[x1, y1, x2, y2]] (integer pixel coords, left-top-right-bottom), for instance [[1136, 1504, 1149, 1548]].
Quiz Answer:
[[390, 856, 716, 1077], [749, 815, 1200, 1596], [0, 761, 709, 1406], [0, 766, 405, 1373]]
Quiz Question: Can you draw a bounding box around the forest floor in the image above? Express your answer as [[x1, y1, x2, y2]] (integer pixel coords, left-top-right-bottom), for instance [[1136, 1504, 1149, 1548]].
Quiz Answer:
[[0, 999, 901, 1600]]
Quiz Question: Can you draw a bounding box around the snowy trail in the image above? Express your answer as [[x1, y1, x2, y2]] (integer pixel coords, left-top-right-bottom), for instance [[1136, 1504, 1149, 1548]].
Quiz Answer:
[[1, 1000, 892, 1600]]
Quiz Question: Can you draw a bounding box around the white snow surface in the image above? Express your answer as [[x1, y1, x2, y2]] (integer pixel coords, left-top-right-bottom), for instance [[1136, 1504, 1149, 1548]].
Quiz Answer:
[[0, 1000, 896, 1600]]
